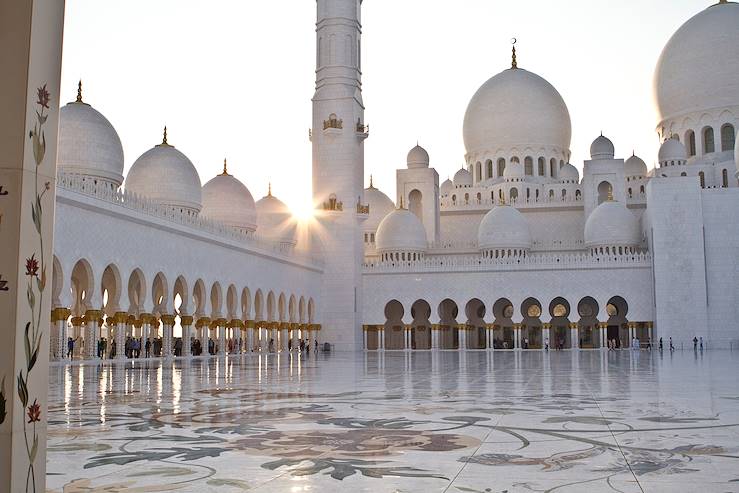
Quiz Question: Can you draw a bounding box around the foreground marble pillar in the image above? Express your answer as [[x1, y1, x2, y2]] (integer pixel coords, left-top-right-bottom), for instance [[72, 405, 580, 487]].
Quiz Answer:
[[216, 319, 227, 355], [83, 310, 101, 359], [513, 324, 522, 350], [542, 323, 551, 350], [140, 313, 153, 357], [280, 325, 289, 352], [599, 322, 608, 349], [0, 2, 65, 489], [569, 322, 579, 350]]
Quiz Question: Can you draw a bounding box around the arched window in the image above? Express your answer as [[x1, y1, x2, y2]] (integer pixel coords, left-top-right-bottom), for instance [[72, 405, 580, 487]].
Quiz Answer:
[[575, 189, 581, 199], [510, 188, 518, 202], [526, 188, 530, 200], [561, 189, 566, 199], [464, 193, 469, 203], [723, 168, 729, 188], [409, 189, 423, 221], [497, 158, 506, 177], [640, 185, 645, 194], [486, 159, 493, 179], [550, 158, 557, 178], [476, 192, 482, 202], [703, 127, 715, 154], [628, 188, 632, 198], [721, 124, 735, 152], [535, 189, 540, 200], [476, 162, 482, 182], [452, 194, 456, 203], [685, 130, 696, 157], [548, 189, 554, 199], [538, 157, 545, 176], [524, 157, 533, 176], [680, 172, 687, 177], [597, 181, 612, 204], [699, 171, 705, 188]]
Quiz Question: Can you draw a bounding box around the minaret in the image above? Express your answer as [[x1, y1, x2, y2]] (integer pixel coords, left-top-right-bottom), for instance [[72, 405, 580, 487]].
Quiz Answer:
[[312, 0, 367, 351]]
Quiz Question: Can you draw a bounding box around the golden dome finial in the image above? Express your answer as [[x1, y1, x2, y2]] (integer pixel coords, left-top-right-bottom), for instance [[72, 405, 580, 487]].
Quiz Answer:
[[221, 158, 229, 176], [369, 174, 374, 188], [268, 182, 272, 197], [511, 38, 518, 69], [76, 80, 83, 103], [162, 126, 169, 145]]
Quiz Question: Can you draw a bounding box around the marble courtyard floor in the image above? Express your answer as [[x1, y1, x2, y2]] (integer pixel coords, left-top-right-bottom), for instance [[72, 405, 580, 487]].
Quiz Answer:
[[46, 350, 739, 492]]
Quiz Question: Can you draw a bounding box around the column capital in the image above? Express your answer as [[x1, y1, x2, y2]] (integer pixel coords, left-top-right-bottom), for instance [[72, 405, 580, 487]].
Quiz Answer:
[[139, 313, 154, 324], [180, 315, 194, 326], [542, 323, 552, 330], [83, 309, 103, 323], [160, 314, 176, 325], [51, 307, 71, 322], [113, 311, 129, 324], [229, 319, 245, 329], [70, 316, 84, 327], [569, 322, 578, 330], [598, 322, 608, 329], [513, 323, 522, 330], [196, 317, 211, 328]]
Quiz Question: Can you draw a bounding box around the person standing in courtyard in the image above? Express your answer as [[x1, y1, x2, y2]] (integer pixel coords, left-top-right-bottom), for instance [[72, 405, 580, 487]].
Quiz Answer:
[[659, 337, 663, 351], [669, 337, 674, 352], [700, 337, 704, 350], [693, 336, 698, 350]]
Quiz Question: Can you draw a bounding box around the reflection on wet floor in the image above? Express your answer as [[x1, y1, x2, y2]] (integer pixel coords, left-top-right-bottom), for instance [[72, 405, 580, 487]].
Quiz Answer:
[[48, 350, 739, 492]]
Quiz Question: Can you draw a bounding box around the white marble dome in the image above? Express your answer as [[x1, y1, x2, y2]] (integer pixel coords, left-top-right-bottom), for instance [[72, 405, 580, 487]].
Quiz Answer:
[[364, 181, 395, 232], [453, 168, 472, 187], [625, 154, 647, 177], [503, 160, 525, 180], [255, 188, 296, 244], [559, 162, 579, 183], [463, 68, 571, 155], [407, 144, 430, 169], [375, 208, 427, 253], [584, 200, 641, 249], [654, 1, 739, 123], [58, 95, 124, 187], [125, 131, 202, 214], [478, 205, 532, 251], [440, 178, 454, 196], [590, 134, 615, 160], [658, 138, 687, 165], [201, 162, 257, 232]]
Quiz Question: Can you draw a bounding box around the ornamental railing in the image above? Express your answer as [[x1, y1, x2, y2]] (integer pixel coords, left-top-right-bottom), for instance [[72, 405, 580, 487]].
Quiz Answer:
[[363, 251, 651, 273]]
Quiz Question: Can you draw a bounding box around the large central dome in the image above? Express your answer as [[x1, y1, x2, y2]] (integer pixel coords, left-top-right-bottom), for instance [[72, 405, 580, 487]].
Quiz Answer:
[[463, 68, 571, 156], [654, 1, 739, 124]]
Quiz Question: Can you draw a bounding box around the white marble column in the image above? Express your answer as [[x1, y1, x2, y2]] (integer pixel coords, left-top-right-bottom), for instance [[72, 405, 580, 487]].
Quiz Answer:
[[542, 323, 551, 351], [0, 2, 65, 486], [458, 326, 466, 351], [50, 308, 70, 360], [363, 326, 368, 350], [161, 314, 174, 359], [217, 319, 227, 355], [181, 316, 193, 357], [379, 328, 385, 351], [599, 322, 608, 349], [114, 312, 127, 360], [281, 326, 289, 352], [140, 314, 152, 357], [84, 311, 101, 359], [513, 324, 522, 351]]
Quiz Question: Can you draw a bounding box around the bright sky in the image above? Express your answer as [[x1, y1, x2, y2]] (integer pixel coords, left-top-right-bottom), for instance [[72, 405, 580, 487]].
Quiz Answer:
[[60, 0, 711, 215]]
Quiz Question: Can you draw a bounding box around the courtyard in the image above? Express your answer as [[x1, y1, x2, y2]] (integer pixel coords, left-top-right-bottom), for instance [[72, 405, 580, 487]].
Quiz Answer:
[[46, 350, 739, 492]]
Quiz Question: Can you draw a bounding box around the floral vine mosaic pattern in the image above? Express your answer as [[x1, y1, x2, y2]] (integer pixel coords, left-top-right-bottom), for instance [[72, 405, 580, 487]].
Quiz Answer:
[[45, 351, 739, 492], [14, 83, 54, 493]]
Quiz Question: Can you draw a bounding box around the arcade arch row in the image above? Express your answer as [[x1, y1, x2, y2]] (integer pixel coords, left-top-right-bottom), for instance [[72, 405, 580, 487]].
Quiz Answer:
[[364, 296, 653, 351], [48, 257, 319, 360]]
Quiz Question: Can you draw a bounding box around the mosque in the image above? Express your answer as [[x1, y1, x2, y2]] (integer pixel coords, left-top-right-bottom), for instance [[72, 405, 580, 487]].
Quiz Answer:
[[49, 0, 739, 359]]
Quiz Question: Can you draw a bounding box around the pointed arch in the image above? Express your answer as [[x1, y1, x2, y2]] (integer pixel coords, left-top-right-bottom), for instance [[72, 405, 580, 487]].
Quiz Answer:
[[152, 272, 169, 315], [127, 269, 146, 315], [226, 284, 238, 319], [173, 276, 190, 315], [192, 279, 207, 318], [209, 282, 223, 319]]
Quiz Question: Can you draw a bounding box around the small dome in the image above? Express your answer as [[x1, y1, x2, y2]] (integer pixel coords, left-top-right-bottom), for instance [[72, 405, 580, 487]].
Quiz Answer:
[[375, 208, 427, 253], [559, 162, 579, 183], [364, 182, 395, 232], [590, 134, 615, 160], [201, 162, 257, 232], [407, 144, 430, 169], [125, 130, 202, 214], [255, 187, 296, 244], [584, 200, 641, 249], [478, 205, 532, 251], [624, 154, 647, 177], [440, 178, 454, 196], [453, 168, 472, 187], [654, 1, 739, 124], [463, 68, 571, 155], [58, 94, 124, 186], [503, 160, 525, 180], [658, 137, 687, 165]]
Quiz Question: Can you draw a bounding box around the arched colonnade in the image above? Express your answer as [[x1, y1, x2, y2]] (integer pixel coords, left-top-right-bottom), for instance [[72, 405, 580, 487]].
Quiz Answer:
[[49, 257, 319, 361], [364, 296, 652, 351]]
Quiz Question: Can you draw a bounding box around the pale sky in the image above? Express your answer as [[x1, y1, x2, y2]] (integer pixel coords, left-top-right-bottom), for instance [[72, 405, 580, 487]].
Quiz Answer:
[[60, 0, 711, 215]]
